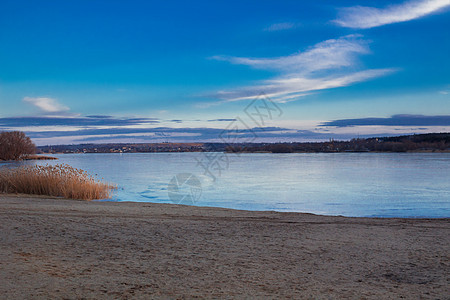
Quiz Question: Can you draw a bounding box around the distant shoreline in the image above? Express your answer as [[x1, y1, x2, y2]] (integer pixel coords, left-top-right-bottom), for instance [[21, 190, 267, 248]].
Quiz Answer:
[[225, 149, 450, 154], [36, 149, 450, 154], [0, 155, 58, 162], [23, 154, 58, 160], [36, 132, 450, 154]]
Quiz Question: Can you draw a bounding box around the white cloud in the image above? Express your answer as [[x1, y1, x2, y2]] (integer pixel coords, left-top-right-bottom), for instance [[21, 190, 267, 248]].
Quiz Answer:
[[215, 69, 396, 103], [334, 0, 450, 29], [210, 35, 396, 103], [264, 22, 298, 32], [23, 97, 70, 114], [212, 34, 368, 74]]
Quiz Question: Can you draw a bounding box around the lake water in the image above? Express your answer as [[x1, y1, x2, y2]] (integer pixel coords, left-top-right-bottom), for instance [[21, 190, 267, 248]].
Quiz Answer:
[[2, 152, 449, 218]]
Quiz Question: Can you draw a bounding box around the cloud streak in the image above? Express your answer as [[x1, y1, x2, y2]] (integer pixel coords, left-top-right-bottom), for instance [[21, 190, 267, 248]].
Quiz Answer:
[[23, 97, 70, 114], [264, 22, 298, 32], [211, 35, 396, 103], [0, 115, 159, 128], [2, 113, 446, 145], [26, 126, 287, 139], [334, 0, 450, 29], [215, 69, 395, 103], [321, 114, 450, 127], [213, 34, 368, 74]]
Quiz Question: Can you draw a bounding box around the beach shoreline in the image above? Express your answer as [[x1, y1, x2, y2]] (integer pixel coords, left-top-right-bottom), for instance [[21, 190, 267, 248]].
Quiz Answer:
[[1, 194, 448, 299]]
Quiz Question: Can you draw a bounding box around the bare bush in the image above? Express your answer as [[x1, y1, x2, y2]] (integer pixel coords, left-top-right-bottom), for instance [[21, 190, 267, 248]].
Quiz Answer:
[[0, 131, 36, 160]]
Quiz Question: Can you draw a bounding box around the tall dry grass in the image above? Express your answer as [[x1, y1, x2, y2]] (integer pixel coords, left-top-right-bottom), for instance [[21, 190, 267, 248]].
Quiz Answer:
[[0, 164, 115, 200]]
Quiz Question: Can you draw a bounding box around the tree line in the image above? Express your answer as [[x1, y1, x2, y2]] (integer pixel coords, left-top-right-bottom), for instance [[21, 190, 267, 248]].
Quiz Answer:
[[225, 133, 450, 153]]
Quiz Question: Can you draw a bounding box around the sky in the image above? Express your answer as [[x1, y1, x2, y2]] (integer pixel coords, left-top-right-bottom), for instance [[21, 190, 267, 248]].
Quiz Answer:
[[0, 0, 449, 145]]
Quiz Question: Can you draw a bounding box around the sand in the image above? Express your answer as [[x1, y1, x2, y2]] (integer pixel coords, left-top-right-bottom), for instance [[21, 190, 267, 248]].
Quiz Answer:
[[0, 195, 448, 299]]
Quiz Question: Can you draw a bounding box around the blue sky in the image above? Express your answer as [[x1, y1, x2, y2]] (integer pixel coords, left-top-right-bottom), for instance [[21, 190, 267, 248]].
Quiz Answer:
[[0, 0, 449, 145]]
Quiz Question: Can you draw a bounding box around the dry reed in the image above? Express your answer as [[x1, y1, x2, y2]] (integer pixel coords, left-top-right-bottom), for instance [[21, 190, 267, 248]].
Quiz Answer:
[[0, 164, 115, 200]]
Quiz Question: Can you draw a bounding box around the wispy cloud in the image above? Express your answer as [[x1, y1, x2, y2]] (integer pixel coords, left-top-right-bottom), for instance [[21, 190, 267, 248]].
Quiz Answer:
[[0, 115, 159, 128], [23, 97, 70, 114], [25, 126, 294, 141], [264, 22, 298, 32], [3, 113, 447, 145], [207, 118, 237, 122], [321, 114, 450, 127], [210, 35, 396, 103], [212, 34, 368, 74], [53, 128, 415, 144], [334, 0, 450, 29], [214, 69, 395, 103]]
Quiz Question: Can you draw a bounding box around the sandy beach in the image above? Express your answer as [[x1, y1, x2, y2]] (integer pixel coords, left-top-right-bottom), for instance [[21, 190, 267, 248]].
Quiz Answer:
[[0, 195, 448, 299]]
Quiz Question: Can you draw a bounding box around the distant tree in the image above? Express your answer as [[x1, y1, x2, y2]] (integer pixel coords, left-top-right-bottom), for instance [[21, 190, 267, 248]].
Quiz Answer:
[[0, 131, 36, 160]]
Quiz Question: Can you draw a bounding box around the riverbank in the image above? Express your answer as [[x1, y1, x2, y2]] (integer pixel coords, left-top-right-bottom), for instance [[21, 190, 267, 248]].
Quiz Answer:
[[0, 195, 448, 299]]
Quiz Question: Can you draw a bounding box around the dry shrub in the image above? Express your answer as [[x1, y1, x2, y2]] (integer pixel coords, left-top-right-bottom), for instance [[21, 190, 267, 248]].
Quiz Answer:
[[0, 164, 115, 200]]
